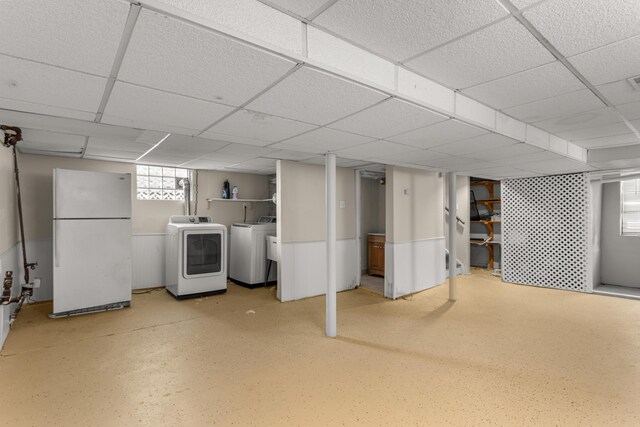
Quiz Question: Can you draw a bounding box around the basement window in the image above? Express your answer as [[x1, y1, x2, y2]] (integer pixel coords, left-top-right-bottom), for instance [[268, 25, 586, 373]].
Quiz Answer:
[[621, 178, 640, 235], [136, 165, 189, 200]]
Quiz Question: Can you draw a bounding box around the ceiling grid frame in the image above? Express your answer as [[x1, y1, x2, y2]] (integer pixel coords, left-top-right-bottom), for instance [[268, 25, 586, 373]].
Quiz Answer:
[[124, 0, 590, 172]]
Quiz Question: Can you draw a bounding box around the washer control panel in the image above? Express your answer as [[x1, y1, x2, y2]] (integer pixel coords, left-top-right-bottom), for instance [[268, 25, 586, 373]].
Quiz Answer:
[[169, 215, 212, 224]]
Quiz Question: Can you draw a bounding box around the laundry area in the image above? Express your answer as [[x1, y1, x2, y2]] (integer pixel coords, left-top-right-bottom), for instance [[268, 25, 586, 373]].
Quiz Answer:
[[1, 0, 640, 425]]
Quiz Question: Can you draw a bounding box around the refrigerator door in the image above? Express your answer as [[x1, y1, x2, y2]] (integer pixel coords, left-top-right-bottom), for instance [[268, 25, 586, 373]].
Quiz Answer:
[[53, 219, 132, 315], [54, 169, 131, 219]]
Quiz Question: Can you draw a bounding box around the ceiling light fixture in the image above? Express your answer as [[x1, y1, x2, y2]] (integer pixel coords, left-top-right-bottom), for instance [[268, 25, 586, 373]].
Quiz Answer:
[[135, 133, 171, 162]]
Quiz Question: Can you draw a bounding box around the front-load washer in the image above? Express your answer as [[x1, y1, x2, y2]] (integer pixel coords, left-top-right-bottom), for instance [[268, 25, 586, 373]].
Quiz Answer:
[[230, 216, 276, 288], [165, 215, 227, 299]]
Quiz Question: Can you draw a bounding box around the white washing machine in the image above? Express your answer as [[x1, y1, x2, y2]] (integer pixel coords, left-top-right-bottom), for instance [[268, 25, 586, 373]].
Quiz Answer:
[[165, 215, 227, 299], [230, 216, 276, 288]]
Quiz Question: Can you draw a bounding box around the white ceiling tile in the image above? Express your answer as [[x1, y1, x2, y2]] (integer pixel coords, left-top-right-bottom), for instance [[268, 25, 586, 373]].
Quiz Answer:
[[202, 109, 317, 147], [268, 141, 325, 155], [302, 156, 375, 168], [278, 127, 375, 153], [499, 150, 564, 165], [313, 0, 506, 61], [83, 151, 141, 161], [510, 0, 545, 9], [138, 152, 196, 166], [517, 158, 594, 174], [156, 0, 303, 54], [19, 129, 86, 154], [466, 142, 543, 161], [247, 67, 387, 125], [431, 133, 519, 156], [263, 150, 317, 161], [405, 18, 555, 89], [462, 61, 586, 110], [0, 109, 141, 140], [377, 149, 450, 165], [597, 80, 640, 105], [419, 156, 480, 169], [556, 121, 635, 141], [616, 101, 640, 121], [226, 158, 278, 171], [328, 99, 447, 139], [388, 120, 488, 149], [180, 159, 234, 170], [157, 134, 230, 157], [213, 143, 277, 159], [0, 97, 97, 122], [0, 0, 129, 76], [0, 54, 105, 115], [102, 82, 235, 134], [335, 140, 415, 161], [534, 107, 625, 134], [461, 166, 533, 179], [119, 10, 295, 106], [524, 0, 640, 57], [571, 133, 640, 149], [263, 0, 328, 17], [502, 89, 604, 123], [569, 35, 640, 86], [85, 136, 151, 155]]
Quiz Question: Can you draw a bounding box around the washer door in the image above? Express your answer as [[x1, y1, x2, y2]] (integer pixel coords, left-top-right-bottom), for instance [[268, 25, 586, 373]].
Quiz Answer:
[[183, 230, 223, 278]]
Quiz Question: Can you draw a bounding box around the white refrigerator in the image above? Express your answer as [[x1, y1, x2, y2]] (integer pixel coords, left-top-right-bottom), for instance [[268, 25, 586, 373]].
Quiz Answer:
[[52, 169, 132, 317]]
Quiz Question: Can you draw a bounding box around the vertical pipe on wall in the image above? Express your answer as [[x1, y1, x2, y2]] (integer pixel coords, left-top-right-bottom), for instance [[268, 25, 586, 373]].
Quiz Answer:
[[326, 153, 337, 337], [355, 170, 362, 288], [448, 172, 457, 302]]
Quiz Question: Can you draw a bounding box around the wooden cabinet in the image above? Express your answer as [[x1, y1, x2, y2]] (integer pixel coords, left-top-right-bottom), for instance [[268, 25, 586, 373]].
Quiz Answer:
[[368, 234, 385, 276]]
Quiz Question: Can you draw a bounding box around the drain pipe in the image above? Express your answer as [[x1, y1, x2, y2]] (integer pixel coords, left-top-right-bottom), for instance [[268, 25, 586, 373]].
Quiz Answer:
[[2, 125, 37, 324]]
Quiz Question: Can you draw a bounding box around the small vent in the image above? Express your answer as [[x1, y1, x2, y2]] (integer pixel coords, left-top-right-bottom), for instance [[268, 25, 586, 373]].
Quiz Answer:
[[627, 75, 640, 91]]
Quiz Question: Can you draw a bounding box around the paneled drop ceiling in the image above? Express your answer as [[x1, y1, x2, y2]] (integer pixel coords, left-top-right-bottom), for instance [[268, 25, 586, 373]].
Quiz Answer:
[[1, 0, 639, 179]]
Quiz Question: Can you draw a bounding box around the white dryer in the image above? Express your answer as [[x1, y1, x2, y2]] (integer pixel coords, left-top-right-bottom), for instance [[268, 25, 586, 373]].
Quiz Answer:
[[230, 216, 276, 288], [165, 215, 227, 299]]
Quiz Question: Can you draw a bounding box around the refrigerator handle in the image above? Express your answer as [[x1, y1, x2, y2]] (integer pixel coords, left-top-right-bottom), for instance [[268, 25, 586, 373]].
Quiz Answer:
[[54, 221, 60, 268]]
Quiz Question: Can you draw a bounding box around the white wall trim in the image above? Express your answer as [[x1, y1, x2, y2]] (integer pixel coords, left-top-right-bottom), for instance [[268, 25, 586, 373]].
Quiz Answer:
[[279, 239, 357, 302], [385, 238, 446, 299]]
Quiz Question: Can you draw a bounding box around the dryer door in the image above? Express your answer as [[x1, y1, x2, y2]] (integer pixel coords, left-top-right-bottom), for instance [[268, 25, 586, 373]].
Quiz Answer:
[[183, 229, 224, 278]]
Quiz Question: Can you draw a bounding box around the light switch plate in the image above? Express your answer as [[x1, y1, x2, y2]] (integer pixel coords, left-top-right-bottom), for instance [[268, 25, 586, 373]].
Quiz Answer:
[[339, 200, 346, 208]]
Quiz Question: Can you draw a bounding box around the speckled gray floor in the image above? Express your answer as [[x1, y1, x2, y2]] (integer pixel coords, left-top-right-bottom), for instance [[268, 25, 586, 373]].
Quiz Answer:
[[2, 271, 639, 426]]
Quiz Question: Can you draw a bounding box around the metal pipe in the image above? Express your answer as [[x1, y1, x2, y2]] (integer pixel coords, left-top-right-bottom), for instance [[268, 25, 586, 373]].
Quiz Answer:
[[448, 172, 457, 302], [354, 170, 361, 288], [326, 153, 337, 337], [2, 271, 13, 304], [2, 125, 37, 285]]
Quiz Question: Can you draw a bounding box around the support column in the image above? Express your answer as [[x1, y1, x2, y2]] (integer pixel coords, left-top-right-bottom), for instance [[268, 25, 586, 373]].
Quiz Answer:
[[355, 170, 362, 288], [326, 153, 337, 337], [448, 172, 457, 302]]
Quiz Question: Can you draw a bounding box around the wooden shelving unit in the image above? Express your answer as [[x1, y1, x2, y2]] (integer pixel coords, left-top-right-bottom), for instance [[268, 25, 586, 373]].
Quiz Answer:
[[470, 180, 501, 269]]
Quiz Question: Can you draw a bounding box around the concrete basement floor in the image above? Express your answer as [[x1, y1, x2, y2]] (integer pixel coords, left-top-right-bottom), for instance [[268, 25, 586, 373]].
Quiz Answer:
[[1, 271, 640, 426]]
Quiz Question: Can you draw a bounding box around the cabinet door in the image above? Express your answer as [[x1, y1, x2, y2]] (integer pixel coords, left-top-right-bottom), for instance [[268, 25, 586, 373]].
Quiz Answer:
[[368, 240, 385, 276]]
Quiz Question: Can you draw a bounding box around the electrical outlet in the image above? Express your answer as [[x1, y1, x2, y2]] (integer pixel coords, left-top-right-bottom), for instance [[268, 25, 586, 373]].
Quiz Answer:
[[339, 201, 346, 208]]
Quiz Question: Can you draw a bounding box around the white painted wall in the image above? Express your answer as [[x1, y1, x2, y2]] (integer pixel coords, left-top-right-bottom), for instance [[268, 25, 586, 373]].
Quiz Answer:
[[601, 182, 640, 288], [385, 166, 446, 298], [277, 161, 357, 301]]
